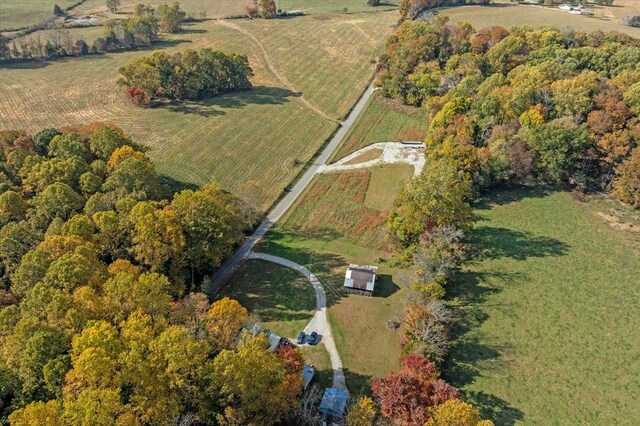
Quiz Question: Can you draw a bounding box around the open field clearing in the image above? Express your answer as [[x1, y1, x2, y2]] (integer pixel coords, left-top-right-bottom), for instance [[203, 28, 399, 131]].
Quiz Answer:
[[330, 93, 427, 162], [258, 165, 414, 393], [14, 24, 106, 47], [444, 188, 640, 424], [443, 4, 640, 37], [599, 0, 640, 19], [69, 0, 398, 19], [0, 11, 396, 208], [0, 0, 79, 31], [218, 259, 315, 339], [279, 165, 412, 251], [77, 0, 252, 19]]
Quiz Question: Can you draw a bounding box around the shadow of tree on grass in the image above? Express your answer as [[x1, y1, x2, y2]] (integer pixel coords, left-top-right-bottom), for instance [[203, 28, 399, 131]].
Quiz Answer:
[[375, 274, 400, 298], [442, 187, 572, 424], [467, 227, 570, 262], [166, 86, 300, 117]]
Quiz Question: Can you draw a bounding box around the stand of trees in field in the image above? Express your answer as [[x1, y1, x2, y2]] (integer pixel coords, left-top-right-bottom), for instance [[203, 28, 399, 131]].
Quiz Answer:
[[364, 18, 640, 423], [0, 124, 317, 425], [0, 2, 186, 63], [118, 49, 253, 106], [622, 15, 640, 28]]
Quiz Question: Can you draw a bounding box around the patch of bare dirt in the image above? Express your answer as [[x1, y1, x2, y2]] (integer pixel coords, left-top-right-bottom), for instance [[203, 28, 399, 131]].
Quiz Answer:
[[596, 212, 640, 233]]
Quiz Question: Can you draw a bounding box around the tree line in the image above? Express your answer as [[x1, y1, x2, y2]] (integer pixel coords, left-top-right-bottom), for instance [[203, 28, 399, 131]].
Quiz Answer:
[[118, 48, 253, 106], [0, 2, 186, 63], [0, 124, 323, 425], [398, 0, 490, 22], [379, 18, 640, 224], [355, 17, 640, 424]]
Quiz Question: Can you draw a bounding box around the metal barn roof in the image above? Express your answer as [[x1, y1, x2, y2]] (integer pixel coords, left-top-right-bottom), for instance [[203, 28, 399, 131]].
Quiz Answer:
[[319, 387, 348, 419]]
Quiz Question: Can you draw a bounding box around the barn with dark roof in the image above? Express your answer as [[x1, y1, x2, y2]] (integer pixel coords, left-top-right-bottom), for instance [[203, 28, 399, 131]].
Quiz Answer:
[[343, 264, 377, 296]]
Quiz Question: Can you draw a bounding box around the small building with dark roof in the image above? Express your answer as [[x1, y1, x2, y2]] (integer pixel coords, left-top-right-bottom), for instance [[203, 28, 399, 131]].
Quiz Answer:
[[302, 365, 315, 390], [319, 387, 348, 420], [343, 264, 378, 296]]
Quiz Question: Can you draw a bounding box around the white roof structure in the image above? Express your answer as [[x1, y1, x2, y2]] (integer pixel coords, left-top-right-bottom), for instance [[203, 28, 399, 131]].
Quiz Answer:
[[343, 264, 378, 293]]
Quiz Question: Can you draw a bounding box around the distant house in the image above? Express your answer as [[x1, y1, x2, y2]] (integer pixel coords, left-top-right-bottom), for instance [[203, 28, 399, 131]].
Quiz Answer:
[[302, 365, 315, 390], [343, 264, 378, 296], [319, 387, 348, 420]]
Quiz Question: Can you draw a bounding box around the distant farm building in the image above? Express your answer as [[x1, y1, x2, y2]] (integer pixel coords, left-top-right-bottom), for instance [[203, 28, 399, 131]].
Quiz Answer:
[[343, 264, 378, 296], [319, 387, 348, 420]]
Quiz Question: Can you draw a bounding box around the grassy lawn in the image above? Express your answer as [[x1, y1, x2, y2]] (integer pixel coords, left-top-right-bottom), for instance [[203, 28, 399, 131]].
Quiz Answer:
[[330, 93, 427, 162], [218, 259, 315, 339], [344, 148, 383, 165], [0, 0, 79, 31], [444, 187, 640, 425], [0, 11, 396, 209], [279, 0, 399, 15], [70, 0, 397, 20], [301, 344, 333, 390], [259, 165, 415, 394], [443, 4, 640, 37]]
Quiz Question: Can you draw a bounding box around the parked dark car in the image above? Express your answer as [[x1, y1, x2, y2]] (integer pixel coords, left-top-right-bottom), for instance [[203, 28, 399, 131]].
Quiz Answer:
[[307, 331, 319, 345], [297, 331, 306, 345]]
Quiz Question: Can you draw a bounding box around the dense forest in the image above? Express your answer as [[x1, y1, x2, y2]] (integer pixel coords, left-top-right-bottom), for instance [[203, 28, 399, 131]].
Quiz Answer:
[[372, 19, 640, 420], [380, 18, 640, 257], [0, 125, 312, 425]]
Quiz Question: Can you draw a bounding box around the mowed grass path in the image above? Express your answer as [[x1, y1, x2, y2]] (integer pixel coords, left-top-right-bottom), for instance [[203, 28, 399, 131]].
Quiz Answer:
[[0, 12, 396, 208], [445, 188, 640, 424], [443, 4, 640, 37], [259, 165, 414, 394]]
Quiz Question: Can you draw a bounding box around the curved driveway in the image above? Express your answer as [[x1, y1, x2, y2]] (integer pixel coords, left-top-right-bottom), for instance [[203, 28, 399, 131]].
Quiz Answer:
[[248, 252, 347, 393]]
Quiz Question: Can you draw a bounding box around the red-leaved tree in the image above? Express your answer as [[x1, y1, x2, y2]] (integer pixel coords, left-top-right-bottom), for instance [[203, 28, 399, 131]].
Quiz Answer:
[[372, 354, 460, 425]]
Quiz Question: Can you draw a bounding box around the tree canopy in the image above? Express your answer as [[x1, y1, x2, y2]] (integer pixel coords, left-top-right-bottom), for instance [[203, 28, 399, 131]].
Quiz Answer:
[[0, 124, 292, 424], [119, 48, 253, 106]]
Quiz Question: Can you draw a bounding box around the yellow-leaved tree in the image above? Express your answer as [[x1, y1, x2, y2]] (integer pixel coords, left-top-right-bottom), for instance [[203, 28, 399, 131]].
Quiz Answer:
[[427, 399, 494, 426], [346, 396, 377, 426]]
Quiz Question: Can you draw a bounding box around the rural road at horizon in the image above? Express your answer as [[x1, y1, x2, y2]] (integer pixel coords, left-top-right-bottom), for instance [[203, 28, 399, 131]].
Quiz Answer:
[[209, 85, 377, 289]]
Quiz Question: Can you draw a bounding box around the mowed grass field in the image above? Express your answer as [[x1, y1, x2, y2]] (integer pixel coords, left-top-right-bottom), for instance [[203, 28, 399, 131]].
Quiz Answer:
[[0, 11, 397, 208], [444, 188, 640, 424], [330, 93, 427, 162], [443, 4, 640, 37], [0, 0, 79, 31], [257, 165, 414, 394], [1, 0, 398, 31], [218, 259, 315, 339], [71, 0, 398, 20]]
